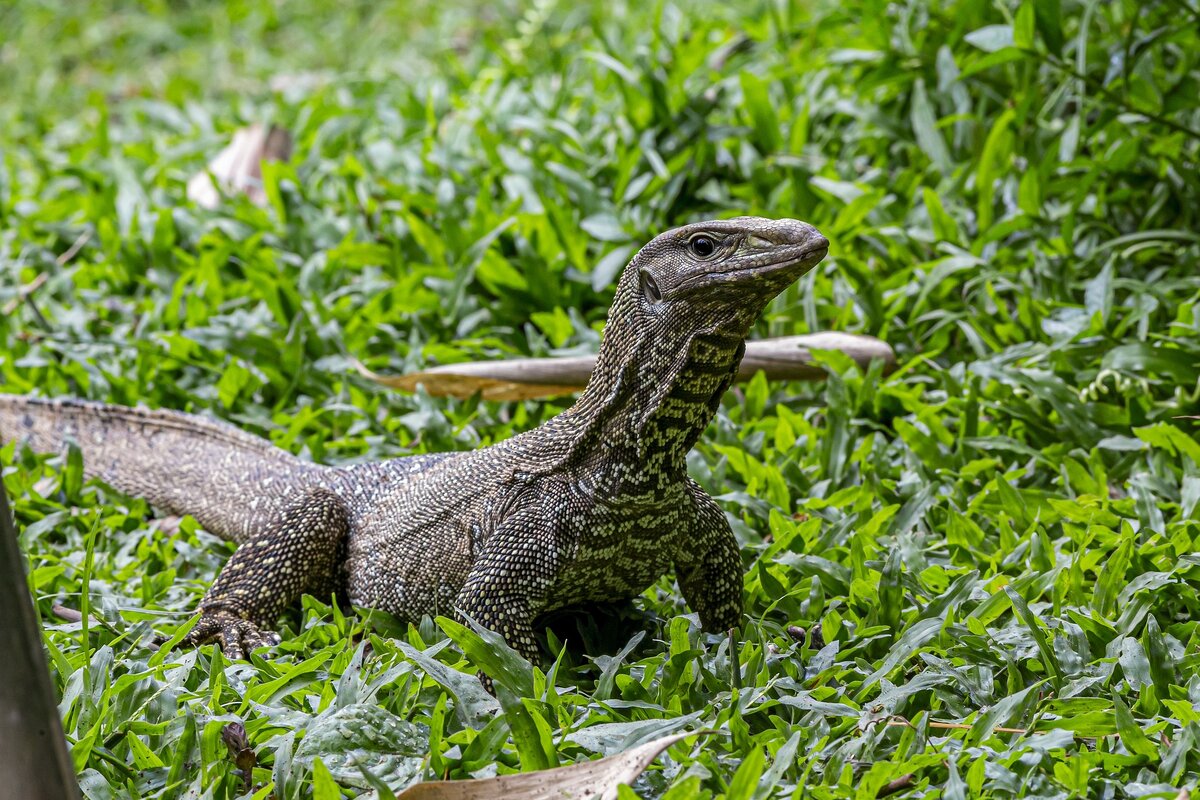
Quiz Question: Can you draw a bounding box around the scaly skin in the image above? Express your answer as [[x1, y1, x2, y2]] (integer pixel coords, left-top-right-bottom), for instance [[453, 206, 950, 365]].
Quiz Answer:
[[0, 217, 829, 663]]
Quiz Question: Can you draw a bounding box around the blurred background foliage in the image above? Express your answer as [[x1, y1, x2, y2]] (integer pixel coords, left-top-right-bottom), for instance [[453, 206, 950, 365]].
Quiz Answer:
[[1, 0, 1199, 797]]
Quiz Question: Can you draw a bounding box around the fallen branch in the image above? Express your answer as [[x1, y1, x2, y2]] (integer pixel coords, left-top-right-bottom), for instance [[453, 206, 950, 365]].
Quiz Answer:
[[358, 332, 895, 401]]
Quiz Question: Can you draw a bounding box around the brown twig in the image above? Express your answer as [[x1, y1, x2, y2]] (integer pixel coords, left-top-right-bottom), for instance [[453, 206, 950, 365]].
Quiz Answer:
[[5, 231, 95, 315], [877, 774, 915, 798], [50, 603, 83, 623], [1, 273, 48, 316], [50, 603, 162, 649], [56, 230, 92, 266]]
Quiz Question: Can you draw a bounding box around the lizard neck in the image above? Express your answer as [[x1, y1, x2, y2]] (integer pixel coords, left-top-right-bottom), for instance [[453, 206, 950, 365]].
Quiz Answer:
[[555, 329, 744, 486]]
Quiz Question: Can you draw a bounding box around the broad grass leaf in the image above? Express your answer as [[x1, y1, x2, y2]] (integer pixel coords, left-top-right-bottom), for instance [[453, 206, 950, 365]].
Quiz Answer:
[[124, 732, 164, 769], [877, 547, 902, 632], [739, 71, 781, 154], [355, 760, 400, 800], [1093, 531, 1134, 618], [1141, 616, 1176, 696], [63, 440, 84, 501], [580, 213, 629, 243], [566, 713, 706, 756], [71, 722, 99, 773], [1038, 709, 1117, 737], [495, 686, 557, 772], [593, 631, 646, 701], [776, 691, 858, 718], [944, 759, 967, 800], [77, 770, 115, 800], [1013, 1, 1036, 49], [1004, 586, 1062, 691], [1134, 423, 1200, 465], [439, 613, 536, 698], [968, 681, 1043, 745], [1034, 0, 1064, 52], [725, 747, 764, 800], [1104, 344, 1200, 385], [245, 651, 335, 705], [1112, 694, 1158, 759], [459, 715, 510, 773], [295, 704, 428, 789], [399, 641, 500, 729], [964, 25, 1015, 52], [661, 776, 705, 800], [959, 47, 1027, 78], [312, 758, 342, 800], [910, 80, 951, 172], [922, 188, 962, 245], [861, 618, 943, 688], [976, 108, 1016, 231], [591, 245, 637, 292], [755, 731, 801, 800]]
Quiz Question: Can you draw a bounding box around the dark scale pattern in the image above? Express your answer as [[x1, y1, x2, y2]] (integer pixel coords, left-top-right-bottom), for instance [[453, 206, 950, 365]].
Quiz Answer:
[[0, 217, 829, 664]]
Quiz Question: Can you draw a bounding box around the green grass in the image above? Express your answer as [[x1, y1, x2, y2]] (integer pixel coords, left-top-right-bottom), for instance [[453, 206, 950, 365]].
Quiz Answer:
[[2, 0, 1199, 797]]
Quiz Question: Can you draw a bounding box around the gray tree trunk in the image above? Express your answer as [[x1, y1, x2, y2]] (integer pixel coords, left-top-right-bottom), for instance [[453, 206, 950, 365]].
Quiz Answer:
[[0, 475, 80, 799]]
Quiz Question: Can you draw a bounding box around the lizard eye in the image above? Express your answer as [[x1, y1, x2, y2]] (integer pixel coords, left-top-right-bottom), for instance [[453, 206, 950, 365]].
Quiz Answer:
[[690, 235, 716, 258], [640, 271, 662, 303]]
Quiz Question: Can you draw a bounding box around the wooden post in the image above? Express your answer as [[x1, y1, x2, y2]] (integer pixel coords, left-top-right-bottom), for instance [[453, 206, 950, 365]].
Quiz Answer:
[[0, 469, 80, 799]]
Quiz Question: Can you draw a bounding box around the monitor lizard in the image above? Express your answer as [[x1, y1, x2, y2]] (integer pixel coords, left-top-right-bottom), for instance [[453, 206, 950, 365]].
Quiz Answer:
[[0, 217, 829, 664]]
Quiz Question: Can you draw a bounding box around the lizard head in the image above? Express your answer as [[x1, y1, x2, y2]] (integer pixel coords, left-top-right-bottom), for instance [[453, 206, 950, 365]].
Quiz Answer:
[[573, 217, 828, 461], [624, 217, 828, 332], [602, 216, 829, 354]]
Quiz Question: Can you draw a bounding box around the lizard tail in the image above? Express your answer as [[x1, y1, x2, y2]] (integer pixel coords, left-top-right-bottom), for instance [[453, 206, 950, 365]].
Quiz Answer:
[[0, 395, 323, 543]]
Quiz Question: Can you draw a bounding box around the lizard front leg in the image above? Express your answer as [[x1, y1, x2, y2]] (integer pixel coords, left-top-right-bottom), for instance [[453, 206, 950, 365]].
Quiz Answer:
[[676, 482, 744, 632], [182, 488, 349, 659], [453, 505, 558, 666]]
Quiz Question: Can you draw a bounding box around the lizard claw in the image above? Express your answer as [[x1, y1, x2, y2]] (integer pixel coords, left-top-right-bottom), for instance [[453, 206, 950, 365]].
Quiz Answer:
[[181, 612, 281, 660]]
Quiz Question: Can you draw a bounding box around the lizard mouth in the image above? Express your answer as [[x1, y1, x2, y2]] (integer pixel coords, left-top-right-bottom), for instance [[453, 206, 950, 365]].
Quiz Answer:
[[676, 237, 829, 294]]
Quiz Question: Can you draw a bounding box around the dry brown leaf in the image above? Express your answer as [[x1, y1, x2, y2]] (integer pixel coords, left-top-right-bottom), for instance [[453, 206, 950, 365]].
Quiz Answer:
[[396, 731, 708, 800], [186, 123, 293, 209], [360, 333, 895, 401]]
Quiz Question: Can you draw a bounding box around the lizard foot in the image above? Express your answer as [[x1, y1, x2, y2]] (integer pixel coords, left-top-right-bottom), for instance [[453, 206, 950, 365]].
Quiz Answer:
[[181, 612, 281, 660]]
